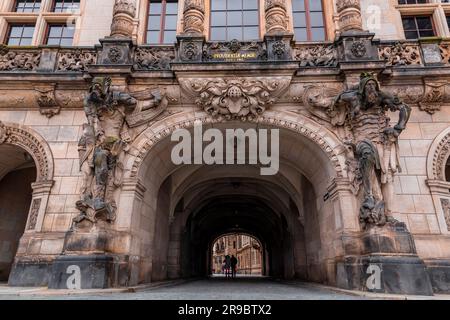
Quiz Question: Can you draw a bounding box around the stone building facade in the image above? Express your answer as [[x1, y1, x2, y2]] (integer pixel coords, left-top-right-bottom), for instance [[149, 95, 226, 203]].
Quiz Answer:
[[212, 234, 262, 275], [0, 0, 449, 295]]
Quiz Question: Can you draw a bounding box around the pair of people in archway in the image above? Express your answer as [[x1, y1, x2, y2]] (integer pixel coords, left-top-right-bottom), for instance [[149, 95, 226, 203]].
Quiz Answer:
[[222, 255, 238, 278]]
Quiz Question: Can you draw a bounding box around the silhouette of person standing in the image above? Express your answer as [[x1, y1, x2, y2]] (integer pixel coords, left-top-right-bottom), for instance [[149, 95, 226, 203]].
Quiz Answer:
[[224, 255, 231, 278], [230, 255, 238, 278]]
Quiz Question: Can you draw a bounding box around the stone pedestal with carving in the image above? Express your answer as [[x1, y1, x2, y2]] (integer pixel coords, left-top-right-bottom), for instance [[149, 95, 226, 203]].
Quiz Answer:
[[177, 35, 205, 62], [265, 34, 293, 61], [337, 223, 433, 295]]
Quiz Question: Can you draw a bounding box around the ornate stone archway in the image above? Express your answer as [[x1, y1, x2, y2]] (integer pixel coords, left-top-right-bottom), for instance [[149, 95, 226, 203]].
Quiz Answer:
[[0, 121, 54, 232]]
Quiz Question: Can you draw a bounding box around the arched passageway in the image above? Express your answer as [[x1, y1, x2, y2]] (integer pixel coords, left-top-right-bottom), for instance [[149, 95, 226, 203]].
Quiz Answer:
[[0, 144, 36, 281], [124, 118, 353, 286]]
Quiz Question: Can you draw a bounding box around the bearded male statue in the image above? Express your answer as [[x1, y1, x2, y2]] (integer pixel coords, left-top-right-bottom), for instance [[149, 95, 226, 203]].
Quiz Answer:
[[331, 73, 411, 230]]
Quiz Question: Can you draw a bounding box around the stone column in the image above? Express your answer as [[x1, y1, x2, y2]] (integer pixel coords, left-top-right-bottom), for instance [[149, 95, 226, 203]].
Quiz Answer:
[[182, 0, 205, 35], [335, 0, 363, 34], [177, 0, 205, 62], [110, 0, 136, 38], [264, 0, 288, 35]]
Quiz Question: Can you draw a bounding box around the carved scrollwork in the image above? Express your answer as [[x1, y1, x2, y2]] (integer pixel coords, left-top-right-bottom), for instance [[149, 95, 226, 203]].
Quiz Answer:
[[57, 49, 97, 72], [183, 0, 205, 34], [378, 42, 422, 66], [0, 46, 41, 71], [293, 44, 337, 67], [111, 0, 136, 37], [440, 42, 450, 65], [133, 47, 175, 70], [180, 77, 291, 120], [433, 132, 450, 181], [35, 85, 61, 118], [265, 0, 288, 34]]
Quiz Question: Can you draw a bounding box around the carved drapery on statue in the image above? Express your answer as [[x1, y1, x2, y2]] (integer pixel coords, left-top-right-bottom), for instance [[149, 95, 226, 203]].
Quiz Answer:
[[265, 0, 288, 34], [330, 73, 411, 229], [335, 0, 363, 33], [74, 77, 137, 225], [110, 0, 136, 38], [183, 0, 205, 34]]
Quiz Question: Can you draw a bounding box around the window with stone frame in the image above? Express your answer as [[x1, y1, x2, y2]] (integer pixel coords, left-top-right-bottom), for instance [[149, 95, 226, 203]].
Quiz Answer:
[[13, 0, 41, 12], [145, 0, 178, 44], [401, 15, 435, 39], [398, 0, 429, 4], [292, 0, 326, 42], [209, 0, 260, 41], [45, 23, 74, 46], [5, 23, 35, 45], [52, 0, 80, 12]]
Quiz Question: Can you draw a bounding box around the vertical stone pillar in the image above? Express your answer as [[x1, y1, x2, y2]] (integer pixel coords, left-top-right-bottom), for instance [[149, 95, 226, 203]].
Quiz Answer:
[[177, 0, 205, 62], [264, 0, 288, 35], [182, 0, 205, 35], [110, 0, 136, 38], [335, 0, 363, 34], [264, 0, 293, 61]]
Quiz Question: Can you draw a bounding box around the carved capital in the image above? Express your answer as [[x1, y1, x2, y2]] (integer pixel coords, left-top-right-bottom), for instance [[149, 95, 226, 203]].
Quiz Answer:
[[180, 77, 291, 120]]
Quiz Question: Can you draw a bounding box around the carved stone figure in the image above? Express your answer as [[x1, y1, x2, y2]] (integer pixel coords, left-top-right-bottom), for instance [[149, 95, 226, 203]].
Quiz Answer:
[[57, 50, 97, 72], [294, 45, 337, 67], [133, 47, 175, 70], [0, 46, 41, 71], [74, 77, 137, 225], [331, 73, 411, 229]]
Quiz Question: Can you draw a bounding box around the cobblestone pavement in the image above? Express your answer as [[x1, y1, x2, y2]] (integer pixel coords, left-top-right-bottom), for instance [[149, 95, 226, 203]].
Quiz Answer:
[[0, 277, 368, 300]]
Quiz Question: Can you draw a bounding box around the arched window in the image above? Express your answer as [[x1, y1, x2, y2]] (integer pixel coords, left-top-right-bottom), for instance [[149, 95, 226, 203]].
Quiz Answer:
[[292, 0, 325, 41], [146, 0, 179, 44], [210, 0, 260, 41]]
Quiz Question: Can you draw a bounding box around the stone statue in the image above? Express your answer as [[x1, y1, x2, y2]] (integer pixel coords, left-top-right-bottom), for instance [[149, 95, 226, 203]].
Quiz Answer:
[[74, 77, 137, 225], [331, 73, 411, 229]]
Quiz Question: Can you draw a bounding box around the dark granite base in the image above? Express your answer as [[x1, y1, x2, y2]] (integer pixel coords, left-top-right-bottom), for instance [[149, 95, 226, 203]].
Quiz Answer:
[[48, 255, 114, 289], [337, 255, 433, 296], [8, 260, 52, 287], [424, 259, 450, 293]]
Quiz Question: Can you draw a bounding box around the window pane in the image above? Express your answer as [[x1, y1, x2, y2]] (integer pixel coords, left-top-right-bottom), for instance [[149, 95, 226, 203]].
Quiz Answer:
[[146, 31, 160, 43], [293, 12, 306, 28], [60, 38, 73, 46], [210, 27, 226, 40], [243, 26, 259, 40], [294, 28, 307, 41], [22, 26, 35, 37], [416, 17, 432, 29], [7, 38, 20, 46], [166, 2, 178, 14], [149, 2, 162, 14], [163, 31, 177, 44], [47, 38, 61, 45], [228, 11, 242, 26], [62, 26, 75, 37], [292, 0, 305, 12], [309, 0, 322, 11], [310, 12, 324, 27], [243, 10, 258, 25], [211, 11, 226, 26], [20, 37, 33, 45], [211, 0, 226, 10], [165, 15, 177, 29], [228, 0, 242, 10], [49, 26, 63, 38], [404, 31, 418, 39], [148, 16, 161, 30], [402, 18, 416, 30], [311, 27, 325, 41], [243, 0, 258, 10], [228, 27, 242, 40], [420, 29, 435, 37], [9, 27, 23, 38]]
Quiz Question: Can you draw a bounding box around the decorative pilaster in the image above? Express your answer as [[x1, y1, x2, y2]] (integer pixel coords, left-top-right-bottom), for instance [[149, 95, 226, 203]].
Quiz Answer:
[[182, 0, 205, 35], [110, 0, 136, 38], [264, 0, 288, 35], [335, 0, 363, 34]]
